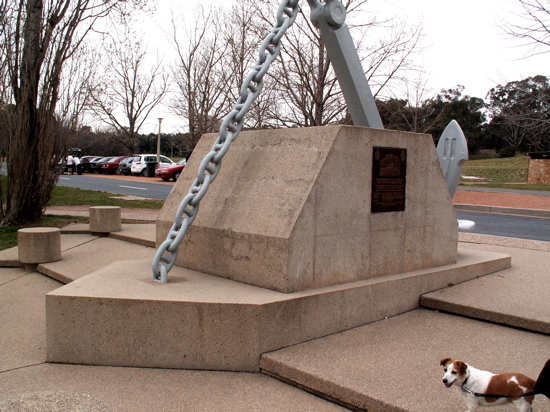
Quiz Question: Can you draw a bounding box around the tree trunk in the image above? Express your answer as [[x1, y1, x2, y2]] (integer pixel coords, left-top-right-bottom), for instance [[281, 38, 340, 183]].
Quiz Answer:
[[3, 107, 60, 226], [2, 0, 61, 225]]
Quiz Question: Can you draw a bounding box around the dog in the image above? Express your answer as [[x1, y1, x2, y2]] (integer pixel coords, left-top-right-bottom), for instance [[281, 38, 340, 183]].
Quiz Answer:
[[440, 358, 536, 412]]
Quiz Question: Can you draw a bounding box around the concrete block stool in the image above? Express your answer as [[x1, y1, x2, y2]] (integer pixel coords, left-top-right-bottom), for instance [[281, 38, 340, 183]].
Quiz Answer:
[[89, 206, 121, 234], [18, 227, 61, 265]]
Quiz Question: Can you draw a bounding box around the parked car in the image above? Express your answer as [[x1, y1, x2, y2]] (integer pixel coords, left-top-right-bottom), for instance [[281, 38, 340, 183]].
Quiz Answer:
[[89, 157, 116, 173], [155, 158, 186, 181], [100, 156, 129, 175], [117, 157, 136, 175], [79, 156, 101, 173], [131, 154, 174, 176]]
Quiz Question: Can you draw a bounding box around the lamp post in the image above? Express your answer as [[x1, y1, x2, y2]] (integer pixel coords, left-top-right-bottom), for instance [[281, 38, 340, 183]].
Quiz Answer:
[[156, 118, 163, 170]]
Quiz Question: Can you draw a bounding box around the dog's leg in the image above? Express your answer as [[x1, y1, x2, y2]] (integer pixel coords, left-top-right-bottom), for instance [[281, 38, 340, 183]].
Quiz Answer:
[[465, 398, 479, 412], [459, 390, 478, 412], [514, 399, 533, 412], [465, 401, 478, 412]]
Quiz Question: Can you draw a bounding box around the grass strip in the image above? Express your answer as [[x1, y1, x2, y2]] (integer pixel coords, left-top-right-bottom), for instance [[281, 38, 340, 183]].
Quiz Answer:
[[48, 186, 163, 209]]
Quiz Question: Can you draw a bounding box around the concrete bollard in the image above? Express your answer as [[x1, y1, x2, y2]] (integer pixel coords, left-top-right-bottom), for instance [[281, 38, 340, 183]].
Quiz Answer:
[[89, 206, 121, 234], [18, 227, 62, 264]]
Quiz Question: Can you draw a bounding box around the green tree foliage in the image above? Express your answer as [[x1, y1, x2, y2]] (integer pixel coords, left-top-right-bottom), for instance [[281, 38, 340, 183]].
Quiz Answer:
[[486, 75, 550, 153], [425, 87, 487, 154], [377, 98, 435, 133], [378, 86, 487, 153]]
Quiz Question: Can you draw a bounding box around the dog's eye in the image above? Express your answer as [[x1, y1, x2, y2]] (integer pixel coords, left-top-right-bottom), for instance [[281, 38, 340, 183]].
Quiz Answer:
[[451, 371, 457, 375], [444, 368, 447, 372]]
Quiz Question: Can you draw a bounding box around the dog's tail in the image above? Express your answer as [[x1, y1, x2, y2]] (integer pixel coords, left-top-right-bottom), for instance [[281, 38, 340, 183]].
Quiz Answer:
[[534, 359, 550, 398]]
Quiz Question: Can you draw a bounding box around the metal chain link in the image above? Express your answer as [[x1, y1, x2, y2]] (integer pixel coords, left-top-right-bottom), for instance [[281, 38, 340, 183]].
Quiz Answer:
[[152, 0, 300, 282]]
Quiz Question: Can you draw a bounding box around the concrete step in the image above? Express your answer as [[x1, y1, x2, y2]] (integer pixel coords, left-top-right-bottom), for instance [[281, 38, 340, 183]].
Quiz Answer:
[[421, 243, 550, 335], [45, 246, 511, 372], [260, 309, 550, 412], [61, 223, 156, 248], [260, 241, 550, 411], [3, 223, 547, 411], [420, 290, 550, 335], [0, 224, 157, 284]]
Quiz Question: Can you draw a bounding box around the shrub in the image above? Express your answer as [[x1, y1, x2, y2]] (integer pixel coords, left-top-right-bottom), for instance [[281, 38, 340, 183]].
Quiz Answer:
[[499, 146, 516, 158]]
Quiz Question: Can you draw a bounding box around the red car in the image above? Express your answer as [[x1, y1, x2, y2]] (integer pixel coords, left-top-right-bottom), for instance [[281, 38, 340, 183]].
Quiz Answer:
[[154, 158, 186, 181], [100, 156, 129, 175]]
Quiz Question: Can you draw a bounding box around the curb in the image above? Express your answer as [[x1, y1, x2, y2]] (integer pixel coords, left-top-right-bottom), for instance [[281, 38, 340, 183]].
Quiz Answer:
[[454, 204, 550, 218]]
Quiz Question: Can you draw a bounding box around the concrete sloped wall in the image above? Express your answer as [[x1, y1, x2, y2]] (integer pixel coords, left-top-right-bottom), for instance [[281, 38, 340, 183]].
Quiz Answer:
[[157, 125, 457, 293]]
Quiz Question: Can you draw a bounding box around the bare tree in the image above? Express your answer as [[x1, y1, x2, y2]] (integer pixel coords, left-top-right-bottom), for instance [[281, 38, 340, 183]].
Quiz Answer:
[[89, 30, 168, 154], [0, 0, 145, 225], [167, 0, 423, 140], [221, 0, 278, 130], [269, 11, 342, 127], [59, 47, 96, 128], [249, 0, 424, 127], [503, 0, 550, 55], [168, 7, 234, 152], [487, 75, 550, 151]]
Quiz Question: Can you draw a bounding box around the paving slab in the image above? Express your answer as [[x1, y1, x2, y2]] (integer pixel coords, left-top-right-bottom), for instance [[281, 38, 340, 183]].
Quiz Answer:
[[422, 241, 550, 334], [261, 309, 550, 412], [61, 223, 156, 247], [0, 362, 348, 411], [0, 390, 108, 411], [0, 233, 99, 268], [0, 269, 62, 372], [109, 223, 156, 247], [0, 265, 28, 284], [0, 246, 21, 267], [1, 220, 548, 411], [38, 236, 156, 284], [459, 233, 550, 252]]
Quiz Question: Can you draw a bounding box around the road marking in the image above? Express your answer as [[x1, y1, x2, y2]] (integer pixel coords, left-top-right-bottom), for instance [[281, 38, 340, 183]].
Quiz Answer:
[[119, 185, 148, 191], [59, 177, 70, 180]]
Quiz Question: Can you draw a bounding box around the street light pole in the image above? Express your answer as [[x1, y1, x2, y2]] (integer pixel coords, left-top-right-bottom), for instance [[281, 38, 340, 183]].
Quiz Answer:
[[156, 118, 163, 169]]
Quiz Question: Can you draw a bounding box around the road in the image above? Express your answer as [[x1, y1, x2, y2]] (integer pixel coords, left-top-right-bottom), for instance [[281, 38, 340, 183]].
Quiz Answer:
[[57, 174, 173, 200], [56, 174, 550, 242], [457, 211, 550, 242]]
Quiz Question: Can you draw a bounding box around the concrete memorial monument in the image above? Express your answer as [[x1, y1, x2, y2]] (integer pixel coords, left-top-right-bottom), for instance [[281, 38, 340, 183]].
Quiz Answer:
[[46, 0, 508, 372], [157, 125, 458, 293]]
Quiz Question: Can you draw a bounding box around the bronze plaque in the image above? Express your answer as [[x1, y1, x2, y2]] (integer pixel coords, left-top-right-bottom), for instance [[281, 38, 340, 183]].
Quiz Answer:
[[371, 147, 407, 213]]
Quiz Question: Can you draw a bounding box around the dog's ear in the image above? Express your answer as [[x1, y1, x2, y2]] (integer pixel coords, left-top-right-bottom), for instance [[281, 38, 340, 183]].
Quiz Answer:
[[440, 358, 452, 367], [455, 361, 468, 375]]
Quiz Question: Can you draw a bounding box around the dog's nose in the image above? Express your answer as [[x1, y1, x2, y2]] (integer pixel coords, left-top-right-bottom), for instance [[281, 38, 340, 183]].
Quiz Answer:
[[442, 379, 447, 384]]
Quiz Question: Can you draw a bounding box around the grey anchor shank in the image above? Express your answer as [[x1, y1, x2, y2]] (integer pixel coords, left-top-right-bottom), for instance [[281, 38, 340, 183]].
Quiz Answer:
[[308, 0, 384, 129]]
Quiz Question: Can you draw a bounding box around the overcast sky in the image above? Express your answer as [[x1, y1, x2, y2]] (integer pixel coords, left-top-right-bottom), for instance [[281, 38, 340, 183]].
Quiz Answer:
[[387, 0, 547, 98], [142, 0, 548, 133]]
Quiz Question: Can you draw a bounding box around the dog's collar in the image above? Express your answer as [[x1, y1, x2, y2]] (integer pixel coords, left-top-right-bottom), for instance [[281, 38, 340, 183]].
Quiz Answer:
[[460, 379, 477, 397], [460, 378, 472, 395]]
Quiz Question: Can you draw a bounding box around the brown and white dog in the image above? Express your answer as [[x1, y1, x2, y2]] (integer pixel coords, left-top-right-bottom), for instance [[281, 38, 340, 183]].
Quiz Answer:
[[440, 358, 536, 412]]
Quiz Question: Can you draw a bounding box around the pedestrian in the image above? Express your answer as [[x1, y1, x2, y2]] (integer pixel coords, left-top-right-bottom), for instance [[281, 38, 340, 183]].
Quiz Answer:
[[66, 154, 74, 175], [74, 155, 82, 175]]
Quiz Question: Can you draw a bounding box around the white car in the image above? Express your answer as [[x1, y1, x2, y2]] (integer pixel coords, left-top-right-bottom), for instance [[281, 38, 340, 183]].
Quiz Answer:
[[130, 154, 174, 176]]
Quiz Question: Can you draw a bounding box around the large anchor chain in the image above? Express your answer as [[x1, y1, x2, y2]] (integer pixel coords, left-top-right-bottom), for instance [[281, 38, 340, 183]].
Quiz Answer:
[[152, 0, 383, 283], [151, 0, 300, 282]]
